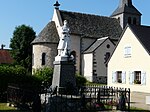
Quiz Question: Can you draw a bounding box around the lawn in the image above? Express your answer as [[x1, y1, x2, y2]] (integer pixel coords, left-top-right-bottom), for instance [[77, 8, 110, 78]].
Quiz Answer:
[[0, 103, 31, 112], [0, 103, 150, 112]]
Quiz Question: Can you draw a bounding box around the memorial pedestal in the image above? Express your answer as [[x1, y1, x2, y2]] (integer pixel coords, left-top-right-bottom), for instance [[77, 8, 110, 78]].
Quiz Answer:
[[52, 61, 76, 89]]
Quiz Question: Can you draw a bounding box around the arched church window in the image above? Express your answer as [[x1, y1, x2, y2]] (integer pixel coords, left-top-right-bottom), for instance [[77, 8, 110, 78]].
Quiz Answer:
[[104, 52, 110, 63], [133, 18, 137, 25], [128, 17, 132, 24], [118, 17, 120, 24], [70, 51, 76, 63], [42, 53, 46, 65]]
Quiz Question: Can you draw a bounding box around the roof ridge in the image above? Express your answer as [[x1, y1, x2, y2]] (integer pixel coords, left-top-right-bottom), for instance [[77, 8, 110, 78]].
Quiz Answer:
[[59, 10, 115, 20], [129, 24, 150, 29]]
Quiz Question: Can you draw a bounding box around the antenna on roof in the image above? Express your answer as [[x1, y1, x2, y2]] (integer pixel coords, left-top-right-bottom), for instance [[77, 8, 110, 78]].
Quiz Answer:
[[54, 0, 60, 9]]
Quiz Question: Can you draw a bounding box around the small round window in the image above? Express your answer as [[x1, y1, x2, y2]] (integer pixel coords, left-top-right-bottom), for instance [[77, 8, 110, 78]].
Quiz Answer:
[[107, 44, 110, 48]]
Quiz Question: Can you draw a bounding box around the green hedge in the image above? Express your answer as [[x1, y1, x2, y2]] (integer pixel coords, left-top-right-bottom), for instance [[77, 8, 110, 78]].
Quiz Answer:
[[0, 65, 40, 92], [75, 74, 87, 87]]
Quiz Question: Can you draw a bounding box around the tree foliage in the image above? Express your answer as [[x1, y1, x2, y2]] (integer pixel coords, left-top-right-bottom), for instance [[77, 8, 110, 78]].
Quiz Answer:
[[10, 24, 36, 71], [33, 67, 53, 85]]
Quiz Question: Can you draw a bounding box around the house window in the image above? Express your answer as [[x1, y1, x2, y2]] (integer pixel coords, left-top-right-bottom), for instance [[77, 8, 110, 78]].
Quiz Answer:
[[134, 71, 141, 84], [124, 46, 131, 57], [112, 71, 126, 84], [129, 71, 146, 85], [117, 71, 122, 83], [41, 53, 46, 65]]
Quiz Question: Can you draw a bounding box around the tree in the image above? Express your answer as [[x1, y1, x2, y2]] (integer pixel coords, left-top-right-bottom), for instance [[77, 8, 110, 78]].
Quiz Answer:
[[10, 24, 36, 72]]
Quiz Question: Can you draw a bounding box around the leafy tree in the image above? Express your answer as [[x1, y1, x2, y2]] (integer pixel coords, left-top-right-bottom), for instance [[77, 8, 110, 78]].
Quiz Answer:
[[10, 24, 36, 72]]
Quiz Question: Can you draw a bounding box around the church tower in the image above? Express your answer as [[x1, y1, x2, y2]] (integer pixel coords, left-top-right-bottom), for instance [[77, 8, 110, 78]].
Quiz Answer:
[[111, 0, 142, 29]]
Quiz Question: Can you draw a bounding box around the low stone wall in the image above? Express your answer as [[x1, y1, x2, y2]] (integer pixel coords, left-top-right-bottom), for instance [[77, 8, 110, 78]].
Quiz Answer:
[[93, 76, 107, 84]]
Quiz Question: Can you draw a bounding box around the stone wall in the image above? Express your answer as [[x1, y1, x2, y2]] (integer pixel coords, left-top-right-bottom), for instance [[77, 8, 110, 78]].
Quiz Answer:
[[32, 43, 58, 70]]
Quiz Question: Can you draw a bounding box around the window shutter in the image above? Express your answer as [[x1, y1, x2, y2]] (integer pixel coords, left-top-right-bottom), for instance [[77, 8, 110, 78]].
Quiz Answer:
[[112, 72, 117, 83], [141, 71, 146, 85], [129, 71, 134, 84], [122, 71, 126, 84]]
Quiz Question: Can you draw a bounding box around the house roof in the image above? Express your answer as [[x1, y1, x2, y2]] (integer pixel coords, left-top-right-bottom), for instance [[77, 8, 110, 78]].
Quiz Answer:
[[107, 24, 150, 65], [84, 37, 109, 53], [60, 10, 122, 39], [111, 0, 141, 16], [0, 49, 14, 64], [129, 24, 150, 54], [32, 21, 59, 44]]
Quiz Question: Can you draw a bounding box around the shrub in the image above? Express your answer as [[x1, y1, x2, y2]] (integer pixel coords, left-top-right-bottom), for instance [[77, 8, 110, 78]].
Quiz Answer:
[[75, 74, 87, 87], [33, 67, 53, 85], [0, 65, 41, 102]]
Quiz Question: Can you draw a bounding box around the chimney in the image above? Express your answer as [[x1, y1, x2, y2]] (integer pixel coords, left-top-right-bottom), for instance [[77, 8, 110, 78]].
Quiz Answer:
[[1, 44, 5, 50]]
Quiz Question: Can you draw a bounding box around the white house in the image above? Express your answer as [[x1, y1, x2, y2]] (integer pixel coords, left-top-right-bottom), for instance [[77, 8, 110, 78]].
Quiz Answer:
[[108, 24, 150, 93], [82, 37, 115, 83]]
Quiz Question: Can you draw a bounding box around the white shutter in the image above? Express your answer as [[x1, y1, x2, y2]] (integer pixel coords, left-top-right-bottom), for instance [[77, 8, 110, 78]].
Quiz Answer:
[[122, 71, 126, 84], [112, 72, 117, 83], [129, 71, 134, 84], [141, 71, 146, 85]]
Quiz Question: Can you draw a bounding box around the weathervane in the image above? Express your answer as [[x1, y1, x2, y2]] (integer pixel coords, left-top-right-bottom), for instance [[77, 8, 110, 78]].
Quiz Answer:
[[54, 0, 60, 9]]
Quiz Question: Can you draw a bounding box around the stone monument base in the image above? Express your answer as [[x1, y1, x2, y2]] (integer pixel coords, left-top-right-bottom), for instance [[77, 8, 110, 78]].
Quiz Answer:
[[52, 61, 76, 92]]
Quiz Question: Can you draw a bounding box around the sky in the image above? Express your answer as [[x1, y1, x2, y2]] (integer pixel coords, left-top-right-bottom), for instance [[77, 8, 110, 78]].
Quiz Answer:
[[0, 0, 150, 49]]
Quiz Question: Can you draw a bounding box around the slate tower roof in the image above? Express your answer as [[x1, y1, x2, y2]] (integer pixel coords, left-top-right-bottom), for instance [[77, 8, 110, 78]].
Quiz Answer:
[[32, 21, 59, 44], [111, 0, 141, 16]]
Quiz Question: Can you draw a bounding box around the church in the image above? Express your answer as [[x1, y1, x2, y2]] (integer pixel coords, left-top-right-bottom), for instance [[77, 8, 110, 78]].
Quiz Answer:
[[32, 0, 141, 83]]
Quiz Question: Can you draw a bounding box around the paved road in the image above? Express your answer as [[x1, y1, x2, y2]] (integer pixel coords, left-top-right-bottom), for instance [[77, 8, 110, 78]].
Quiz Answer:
[[131, 92, 150, 110]]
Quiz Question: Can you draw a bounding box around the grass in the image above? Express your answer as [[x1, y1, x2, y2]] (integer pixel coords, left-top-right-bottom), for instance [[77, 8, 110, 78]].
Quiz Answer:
[[0, 103, 31, 112], [86, 81, 106, 86], [130, 107, 150, 112], [0, 103, 150, 112], [0, 103, 17, 111]]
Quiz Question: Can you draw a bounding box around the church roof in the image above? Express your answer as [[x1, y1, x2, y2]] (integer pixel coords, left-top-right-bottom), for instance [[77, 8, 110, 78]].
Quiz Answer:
[[129, 24, 150, 54], [32, 21, 59, 44], [84, 37, 109, 53], [59, 10, 122, 39], [32, 10, 122, 44], [111, 0, 141, 16]]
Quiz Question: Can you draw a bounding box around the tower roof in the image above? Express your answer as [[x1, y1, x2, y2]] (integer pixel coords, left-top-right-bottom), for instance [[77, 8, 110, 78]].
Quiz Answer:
[[111, 0, 141, 17], [32, 21, 59, 44]]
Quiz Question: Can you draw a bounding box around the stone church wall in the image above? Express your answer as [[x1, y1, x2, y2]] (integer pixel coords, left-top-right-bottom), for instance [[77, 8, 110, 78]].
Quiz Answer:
[[32, 43, 58, 70]]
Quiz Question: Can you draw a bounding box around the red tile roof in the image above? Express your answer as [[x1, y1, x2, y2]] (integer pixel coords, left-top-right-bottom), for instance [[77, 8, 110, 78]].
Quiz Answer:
[[0, 49, 14, 64]]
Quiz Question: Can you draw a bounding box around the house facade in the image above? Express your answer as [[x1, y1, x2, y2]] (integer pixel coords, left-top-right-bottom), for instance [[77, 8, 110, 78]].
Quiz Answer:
[[32, 0, 141, 83], [108, 25, 150, 93], [82, 37, 115, 83]]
